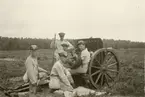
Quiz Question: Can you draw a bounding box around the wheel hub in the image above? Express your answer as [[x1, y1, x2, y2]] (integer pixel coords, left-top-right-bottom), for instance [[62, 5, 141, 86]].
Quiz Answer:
[[101, 66, 107, 72]]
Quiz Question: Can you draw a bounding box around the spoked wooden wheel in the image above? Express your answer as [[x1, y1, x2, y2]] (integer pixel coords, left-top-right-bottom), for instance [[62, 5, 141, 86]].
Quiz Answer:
[[88, 48, 119, 89]]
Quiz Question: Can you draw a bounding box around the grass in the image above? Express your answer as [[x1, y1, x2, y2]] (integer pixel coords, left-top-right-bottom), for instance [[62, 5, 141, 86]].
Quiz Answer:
[[112, 49, 144, 96], [0, 48, 144, 97]]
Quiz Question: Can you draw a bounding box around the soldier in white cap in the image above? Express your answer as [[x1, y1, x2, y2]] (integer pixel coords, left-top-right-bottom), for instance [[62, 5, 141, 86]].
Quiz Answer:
[[24, 45, 48, 97], [50, 32, 74, 62], [69, 40, 90, 74]]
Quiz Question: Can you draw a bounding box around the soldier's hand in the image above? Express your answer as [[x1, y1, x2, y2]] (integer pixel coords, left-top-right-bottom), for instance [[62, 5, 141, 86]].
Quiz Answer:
[[46, 71, 50, 75]]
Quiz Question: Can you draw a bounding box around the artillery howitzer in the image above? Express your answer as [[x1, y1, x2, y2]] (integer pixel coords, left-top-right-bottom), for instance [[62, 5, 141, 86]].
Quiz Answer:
[[1, 38, 119, 97]]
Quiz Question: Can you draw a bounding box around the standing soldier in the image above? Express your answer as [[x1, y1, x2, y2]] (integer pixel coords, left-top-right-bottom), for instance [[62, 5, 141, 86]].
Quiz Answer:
[[50, 32, 74, 62], [25, 45, 48, 97]]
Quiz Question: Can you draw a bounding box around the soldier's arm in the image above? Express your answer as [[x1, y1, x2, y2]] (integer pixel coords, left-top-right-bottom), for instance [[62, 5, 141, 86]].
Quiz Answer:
[[67, 41, 74, 49], [38, 67, 48, 73]]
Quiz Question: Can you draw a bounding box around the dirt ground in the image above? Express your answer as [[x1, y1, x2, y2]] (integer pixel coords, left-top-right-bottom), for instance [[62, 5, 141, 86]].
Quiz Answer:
[[0, 48, 144, 97]]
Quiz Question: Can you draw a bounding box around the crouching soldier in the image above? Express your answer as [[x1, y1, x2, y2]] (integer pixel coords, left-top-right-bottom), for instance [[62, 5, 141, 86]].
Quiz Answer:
[[49, 50, 74, 92], [60, 41, 77, 68], [24, 45, 48, 97]]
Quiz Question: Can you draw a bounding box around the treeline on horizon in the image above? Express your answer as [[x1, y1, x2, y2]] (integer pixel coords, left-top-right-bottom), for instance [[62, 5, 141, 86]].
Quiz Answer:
[[0, 36, 144, 50]]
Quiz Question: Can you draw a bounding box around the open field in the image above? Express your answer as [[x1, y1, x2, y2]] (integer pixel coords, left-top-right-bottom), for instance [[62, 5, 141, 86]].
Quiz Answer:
[[0, 48, 144, 97]]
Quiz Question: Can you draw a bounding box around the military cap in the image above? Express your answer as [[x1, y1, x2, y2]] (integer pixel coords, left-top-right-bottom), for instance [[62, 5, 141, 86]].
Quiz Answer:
[[77, 40, 85, 46], [58, 32, 65, 37], [30, 45, 38, 50]]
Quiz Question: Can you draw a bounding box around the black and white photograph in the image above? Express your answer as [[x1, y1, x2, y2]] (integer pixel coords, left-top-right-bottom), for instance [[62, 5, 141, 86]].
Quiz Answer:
[[0, 0, 144, 97]]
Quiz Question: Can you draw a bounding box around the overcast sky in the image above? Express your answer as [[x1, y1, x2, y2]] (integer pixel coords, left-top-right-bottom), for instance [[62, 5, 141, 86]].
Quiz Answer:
[[0, 0, 144, 42]]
